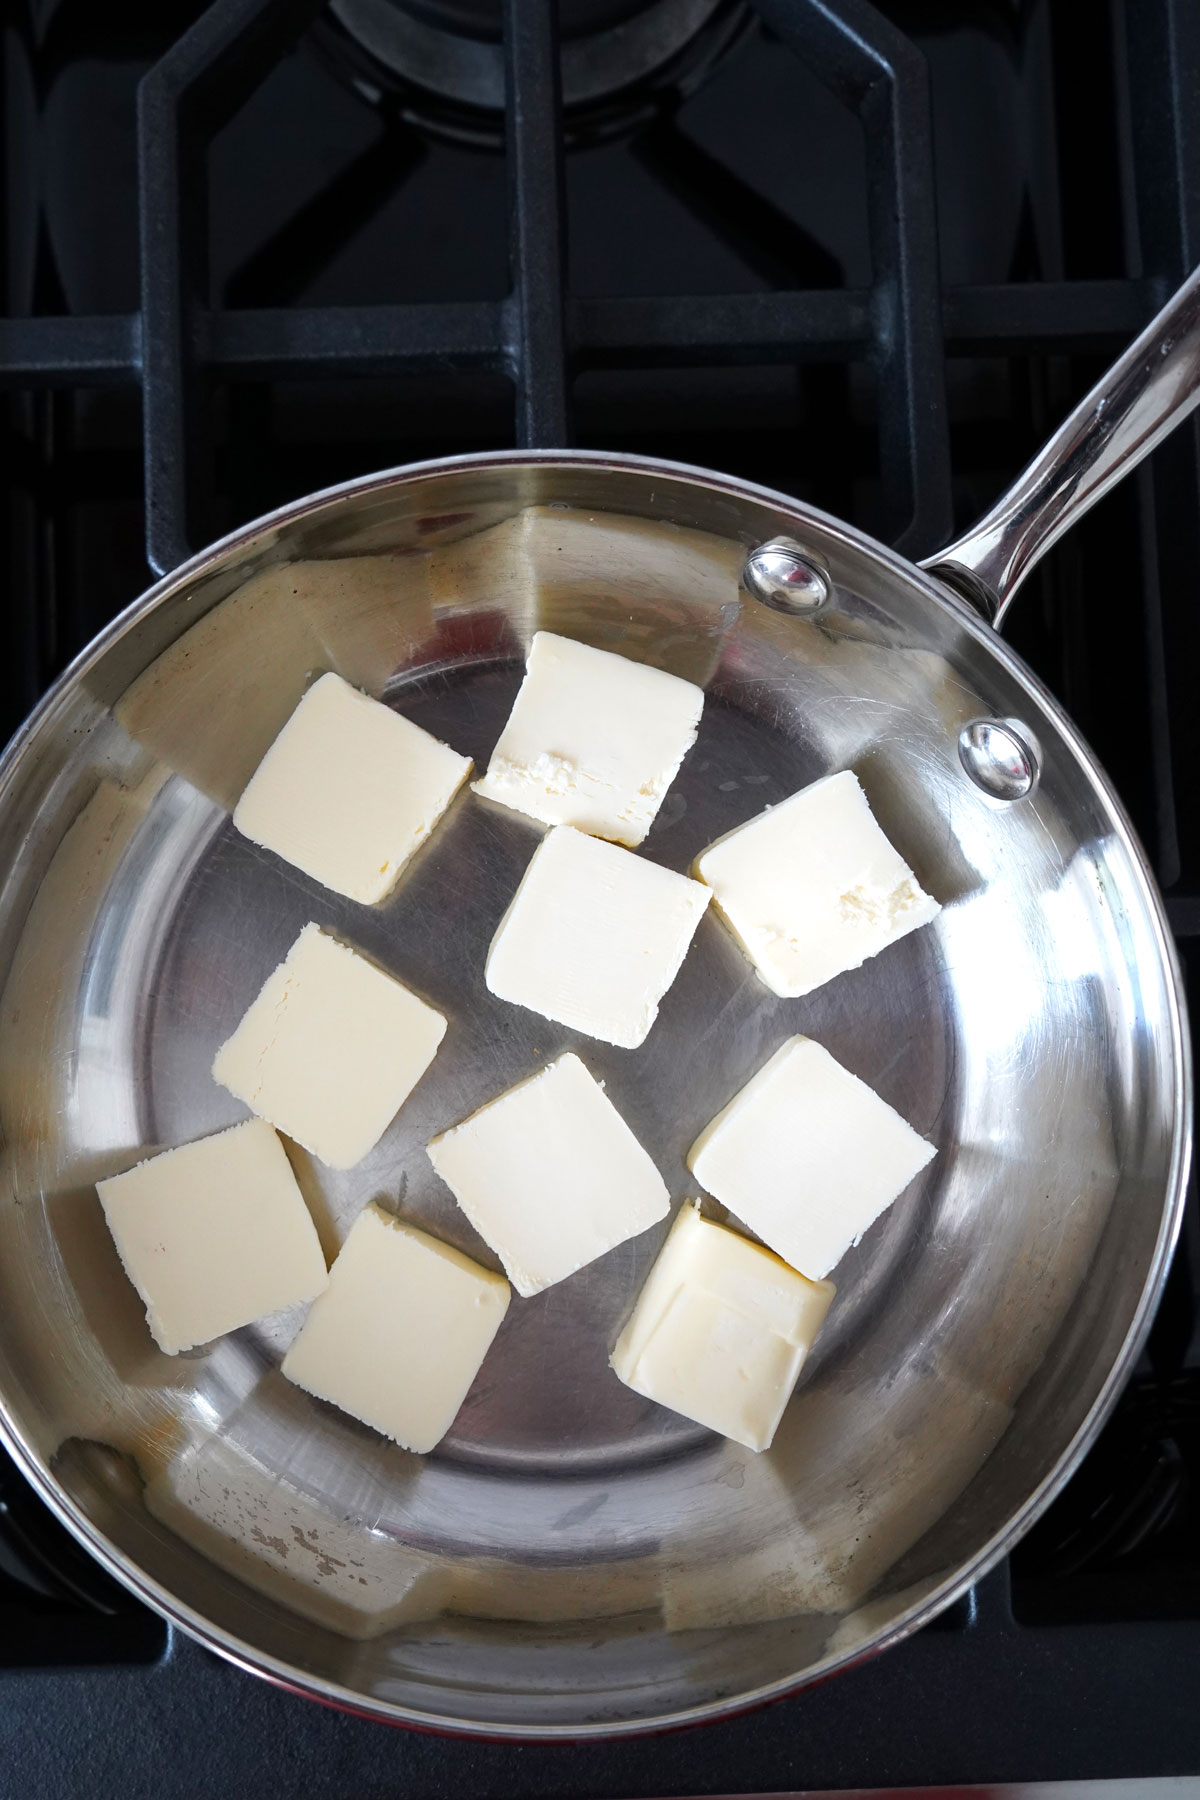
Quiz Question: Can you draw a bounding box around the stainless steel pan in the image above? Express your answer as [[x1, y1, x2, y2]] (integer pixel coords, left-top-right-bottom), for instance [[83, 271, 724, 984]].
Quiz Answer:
[[0, 268, 1196, 1738]]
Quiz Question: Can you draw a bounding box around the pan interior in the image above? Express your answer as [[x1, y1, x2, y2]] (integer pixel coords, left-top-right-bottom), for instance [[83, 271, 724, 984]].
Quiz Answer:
[[0, 463, 1183, 1732]]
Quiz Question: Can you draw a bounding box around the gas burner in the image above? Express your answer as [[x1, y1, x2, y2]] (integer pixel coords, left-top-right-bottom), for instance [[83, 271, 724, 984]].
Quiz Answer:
[[0, 1448, 166, 1667], [1012, 1371, 1200, 1620], [313, 0, 752, 146]]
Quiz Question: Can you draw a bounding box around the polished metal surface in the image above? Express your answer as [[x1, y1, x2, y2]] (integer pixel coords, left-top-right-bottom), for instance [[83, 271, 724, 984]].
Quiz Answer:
[[957, 719, 1040, 802], [924, 262, 1200, 624], [0, 450, 1189, 1738], [742, 536, 832, 615]]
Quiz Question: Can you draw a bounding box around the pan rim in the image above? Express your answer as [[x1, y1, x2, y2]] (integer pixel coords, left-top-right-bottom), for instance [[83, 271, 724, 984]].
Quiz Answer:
[[0, 446, 1190, 1739]]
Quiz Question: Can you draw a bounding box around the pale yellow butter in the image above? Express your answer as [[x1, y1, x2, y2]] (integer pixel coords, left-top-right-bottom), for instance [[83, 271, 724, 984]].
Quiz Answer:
[[426, 1053, 669, 1297], [234, 671, 471, 904], [283, 1202, 509, 1452], [212, 923, 445, 1170], [473, 632, 704, 846], [688, 1035, 936, 1279], [97, 1119, 327, 1354], [695, 768, 940, 998], [611, 1203, 833, 1452], [485, 825, 709, 1049]]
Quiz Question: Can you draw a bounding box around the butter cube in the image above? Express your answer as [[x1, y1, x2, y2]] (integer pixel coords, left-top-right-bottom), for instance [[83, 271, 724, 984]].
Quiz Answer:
[[234, 671, 471, 904], [695, 769, 940, 998], [97, 1119, 327, 1355], [473, 631, 704, 847], [213, 923, 445, 1170], [688, 1036, 936, 1279], [282, 1203, 509, 1452], [611, 1203, 834, 1452], [426, 1053, 670, 1296], [485, 826, 710, 1049]]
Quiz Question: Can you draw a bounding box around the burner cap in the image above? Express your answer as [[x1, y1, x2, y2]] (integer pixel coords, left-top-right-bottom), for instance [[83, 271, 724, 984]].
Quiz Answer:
[[400, 1, 652, 36], [319, 0, 750, 144]]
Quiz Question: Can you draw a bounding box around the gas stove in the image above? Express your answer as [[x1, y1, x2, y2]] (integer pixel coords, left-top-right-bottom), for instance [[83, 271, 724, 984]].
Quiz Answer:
[[2, 1, 1199, 1794]]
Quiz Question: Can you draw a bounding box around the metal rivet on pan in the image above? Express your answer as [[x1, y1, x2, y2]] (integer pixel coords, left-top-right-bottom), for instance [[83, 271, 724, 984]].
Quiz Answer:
[[742, 537, 831, 614], [958, 718, 1040, 801]]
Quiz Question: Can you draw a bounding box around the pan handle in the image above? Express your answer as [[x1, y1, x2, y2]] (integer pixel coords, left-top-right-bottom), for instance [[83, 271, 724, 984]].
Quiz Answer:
[[921, 263, 1200, 629]]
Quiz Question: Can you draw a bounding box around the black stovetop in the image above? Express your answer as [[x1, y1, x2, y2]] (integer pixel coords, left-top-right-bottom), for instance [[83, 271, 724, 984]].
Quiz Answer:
[[2, 1, 1199, 1794]]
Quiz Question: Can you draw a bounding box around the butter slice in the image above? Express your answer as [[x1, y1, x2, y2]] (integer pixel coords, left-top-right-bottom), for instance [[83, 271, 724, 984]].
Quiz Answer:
[[426, 1053, 670, 1296], [689, 1036, 936, 1280], [283, 1203, 509, 1452], [473, 631, 704, 847], [234, 671, 471, 904], [213, 924, 445, 1170], [611, 1203, 833, 1452], [486, 825, 710, 1049], [97, 1120, 327, 1354], [695, 769, 940, 997]]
